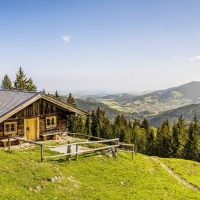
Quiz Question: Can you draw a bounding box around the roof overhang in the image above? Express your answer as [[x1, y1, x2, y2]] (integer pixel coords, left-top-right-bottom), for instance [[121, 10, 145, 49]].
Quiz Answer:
[[0, 93, 87, 123]]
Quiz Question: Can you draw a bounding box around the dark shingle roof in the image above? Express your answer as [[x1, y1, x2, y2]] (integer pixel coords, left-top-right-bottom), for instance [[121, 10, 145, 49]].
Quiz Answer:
[[0, 90, 39, 117]]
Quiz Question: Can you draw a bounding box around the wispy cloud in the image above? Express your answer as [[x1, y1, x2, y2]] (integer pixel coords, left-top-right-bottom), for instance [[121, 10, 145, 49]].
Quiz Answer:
[[173, 55, 185, 61], [61, 35, 71, 43], [189, 55, 200, 64], [173, 55, 180, 59]]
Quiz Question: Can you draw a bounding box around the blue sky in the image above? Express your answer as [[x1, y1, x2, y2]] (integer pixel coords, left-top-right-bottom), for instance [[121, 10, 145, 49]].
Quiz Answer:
[[1, 0, 200, 93]]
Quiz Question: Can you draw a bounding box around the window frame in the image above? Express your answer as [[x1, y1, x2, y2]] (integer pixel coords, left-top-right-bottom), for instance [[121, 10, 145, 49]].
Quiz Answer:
[[4, 121, 17, 135], [46, 116, 57, 128]]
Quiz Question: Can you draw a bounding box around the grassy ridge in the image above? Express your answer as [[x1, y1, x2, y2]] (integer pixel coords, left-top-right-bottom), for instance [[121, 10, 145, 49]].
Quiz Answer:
[[161, 158, 200, 189], [0, 146, 200, 199]]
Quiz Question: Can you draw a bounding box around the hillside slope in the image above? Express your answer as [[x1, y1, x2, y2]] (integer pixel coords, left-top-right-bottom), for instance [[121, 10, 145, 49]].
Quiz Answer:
[[75, 98, 141, 121], [149, 103, 200, 127], [0, 145, 200, 199], [97, 81, 200, 114]]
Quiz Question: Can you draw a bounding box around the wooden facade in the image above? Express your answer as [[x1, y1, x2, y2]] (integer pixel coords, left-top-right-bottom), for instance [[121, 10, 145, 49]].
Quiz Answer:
[[0, 91, 86, 146]]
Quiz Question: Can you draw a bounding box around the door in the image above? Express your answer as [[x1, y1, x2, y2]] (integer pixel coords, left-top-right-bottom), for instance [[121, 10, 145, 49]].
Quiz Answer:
[[24, 118, 38, 140]]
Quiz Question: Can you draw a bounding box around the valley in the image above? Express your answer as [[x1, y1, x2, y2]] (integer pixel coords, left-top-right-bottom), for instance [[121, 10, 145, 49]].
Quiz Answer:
[[72, 81, 200, 126]]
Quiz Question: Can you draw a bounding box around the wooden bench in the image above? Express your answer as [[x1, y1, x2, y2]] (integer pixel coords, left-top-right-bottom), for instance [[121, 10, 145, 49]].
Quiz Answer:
[[0, 137, 25, 147], [40, 127, 63, 141], [40, 132, 63, 141]]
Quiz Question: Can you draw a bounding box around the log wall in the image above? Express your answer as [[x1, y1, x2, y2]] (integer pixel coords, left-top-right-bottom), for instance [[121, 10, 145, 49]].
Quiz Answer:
[[0, 98, 72, 146]]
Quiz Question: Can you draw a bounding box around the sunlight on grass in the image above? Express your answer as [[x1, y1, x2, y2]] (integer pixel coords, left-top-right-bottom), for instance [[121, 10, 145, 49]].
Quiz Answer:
[[0, 145, 200, 199], [161, 158, 200, 189]]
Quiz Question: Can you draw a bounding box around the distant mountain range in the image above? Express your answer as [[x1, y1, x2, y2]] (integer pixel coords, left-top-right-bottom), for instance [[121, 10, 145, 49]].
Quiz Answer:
[[101, 81, 200, 114], [75, 98, 141, 121], [68, 81, 200, 127]]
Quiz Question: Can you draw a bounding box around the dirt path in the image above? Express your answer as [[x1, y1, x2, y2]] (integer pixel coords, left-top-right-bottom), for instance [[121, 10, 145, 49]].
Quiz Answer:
[[151, 157, 200, 193]]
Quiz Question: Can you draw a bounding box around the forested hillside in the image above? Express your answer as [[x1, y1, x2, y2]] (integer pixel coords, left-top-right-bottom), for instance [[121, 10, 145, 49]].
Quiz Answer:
[[149, 103, 200, 127], [96, 81, 200, 115], [75, 98, 141, 120]]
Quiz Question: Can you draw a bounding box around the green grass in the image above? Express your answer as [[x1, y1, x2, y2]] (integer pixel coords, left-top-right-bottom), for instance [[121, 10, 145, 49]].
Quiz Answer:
[[0, 145, 200, 199], [160, 157, 200, 188]]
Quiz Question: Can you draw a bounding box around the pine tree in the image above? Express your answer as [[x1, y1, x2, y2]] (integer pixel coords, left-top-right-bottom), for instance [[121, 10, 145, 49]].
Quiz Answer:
[[26, 78, 37, 91], [132, 125, 147, 153], [66, 114, 77, 133], [141, 118, 150, 132], [1, 74, 13, 89], [156, 119, 173, 157], [133, 118, 140, 128], [172, 116, 188, 158], [76, 117, 85, 133], [13, 67, 37, 91], [146, 126, 157, 156], [54, 90, 61, 100], [42, 89, 46, 94], [85, 112, 92, 135], [91, 110, 99, 137], [113, 114, 131, 143], [100, 114, 112, 139], [90, 107, 112, 139], [66, 93, 76, 107], [185, 115, 200, 161]]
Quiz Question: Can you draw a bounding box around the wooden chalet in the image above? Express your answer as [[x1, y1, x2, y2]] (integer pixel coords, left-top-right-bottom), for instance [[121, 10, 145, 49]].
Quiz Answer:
[[0, 90, 87, 147]]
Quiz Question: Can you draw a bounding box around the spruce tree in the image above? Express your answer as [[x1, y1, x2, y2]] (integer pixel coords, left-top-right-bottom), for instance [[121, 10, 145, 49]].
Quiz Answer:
[[100, 113, 112, 139], [132, 125, 147, 153], [146, 126, 157, 156], [133, 118, 140, 128], [91, 110, 99, 137], [14, 67, 37, 91], [156, 119, 173, 157], [185, 115, 200, 161], [113, 114, 131, 143], [85, 112, 92, 135], [1, 74, 13, 89], [66, 93, 76, 107], [54, 90, 61, 100], [172, 116, 188, 158], [76, 117, 85, 133], [26, 78, 37, 91], [66, 114, 77, 133]]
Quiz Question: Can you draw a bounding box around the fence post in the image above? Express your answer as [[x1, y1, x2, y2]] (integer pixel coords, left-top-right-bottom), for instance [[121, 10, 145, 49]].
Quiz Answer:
[[66, 141, 71, 161], [8, 134, 11, 152], [41, 145, 44, 162], [76, 144, 78, 160], [132, 144, 135, 161], [115, 139, 119, 158]]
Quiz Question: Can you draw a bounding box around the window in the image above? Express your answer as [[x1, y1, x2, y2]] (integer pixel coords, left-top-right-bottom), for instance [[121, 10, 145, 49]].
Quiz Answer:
[[4, 122, 17, 135], [46, 116, 57, 128]]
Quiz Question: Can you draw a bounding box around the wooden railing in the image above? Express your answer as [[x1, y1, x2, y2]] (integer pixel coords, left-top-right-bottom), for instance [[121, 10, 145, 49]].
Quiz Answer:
[[66, 132, 105, 140], [63, 132, 135, 160], [44, 138, 119, 161], [10, 136, 44, 162], [6, 133, 135, 162]]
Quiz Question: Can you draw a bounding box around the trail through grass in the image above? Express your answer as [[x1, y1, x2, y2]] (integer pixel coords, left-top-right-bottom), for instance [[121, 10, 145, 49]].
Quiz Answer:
[[0, 145, 200, 199]]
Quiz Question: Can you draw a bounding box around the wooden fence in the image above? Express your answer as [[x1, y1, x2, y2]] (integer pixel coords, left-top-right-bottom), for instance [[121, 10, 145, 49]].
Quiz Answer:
[[64, 132, 135, 160], [44, 138, 119, 161], [10, 136, 44, 162], [66, 132, 105, 140], [7, 133, 135, 162]]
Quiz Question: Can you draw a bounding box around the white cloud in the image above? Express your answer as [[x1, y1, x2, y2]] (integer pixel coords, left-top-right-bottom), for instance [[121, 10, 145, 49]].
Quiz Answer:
[[61, 35, 71, 43], [173, 55, 180, 59], [189, 55, 200, 64]]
